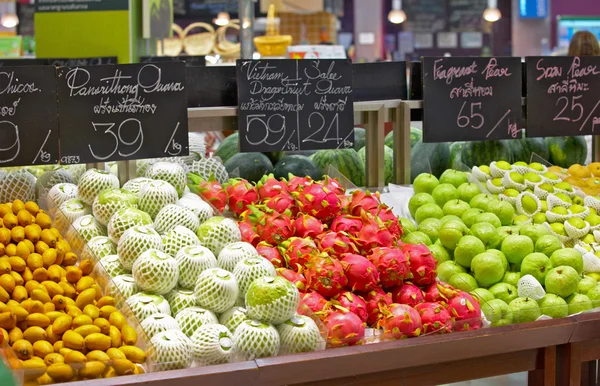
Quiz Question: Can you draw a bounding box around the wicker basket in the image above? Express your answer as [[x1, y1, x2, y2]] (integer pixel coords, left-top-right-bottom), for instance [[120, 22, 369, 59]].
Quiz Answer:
[[254, 4, 292, 57], [162, 24, 184, 56], [183, 22, 216, 56], [213, 20, 241, 59]]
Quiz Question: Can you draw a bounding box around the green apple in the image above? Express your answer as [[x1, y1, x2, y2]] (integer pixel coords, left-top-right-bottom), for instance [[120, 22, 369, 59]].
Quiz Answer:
[[578, 276, 598, 294], [428, 242, 452, 264], [513, 215, 531, 225], [448, 272, 478, 292], [489, 283, 518, 304], [545, 266, 580, 298], [586, 284, 600, 307], [532, 213, 547, 224], [439, 170, 468, 188], [585, 213, 600, 227], [543, 172, 560, 181], [399, 217, 417, 233], [535, 235, 563, 256], [567, 217, 586, 230], [521, 195, 540, 215], [442, 199, 471, 218], [438, 221, 468, 250], [569, 204, 586, 214], [495, 160, 512, 170], [573, 196, 584, 206], [469, 222, 497, 248], [488, 226, 515, 250], [555, 193, 573, 204], [471, 252, 506, 287], [486, 249, 509, 271], [440, 215, 462, 224], [502, 271, 521, 287], [431, 183, 460, 208], [537, 183, 555, 194], [555, 182, 574, 192], [454, 235, 486, 268], [550, 206, 569, 215], [529, 162, 545, 171], [408, 193, 436, 218], [417, 218, 442, 243], [473, 212, 502, 228], [520, 252, 552, 285], [509, 172, 525, 184], [413, 173, 440, 194], [566, 293, 593, 315], [414, 203, 444, 225], [514, 161, 528, 167], [549, 223, 567, 236], [482, 299, 513, 326], [437, 260, 467, 282], [401, 231, 433, 246], [457, 183, 481, 203], [479, 165, 492, 175], [471, 288, 495, 303], [509, 297, 542, 323], [519, 224, 550, 244], [550, 248, 584, 274], [504, 188, 520, 198], [470, 194, 495, 210], [524, 172, 543, 184], [537, 294, 568, 319], [461, 208, 485, 228], [501, 235, 534, 265], [487, 200, 515, 226]]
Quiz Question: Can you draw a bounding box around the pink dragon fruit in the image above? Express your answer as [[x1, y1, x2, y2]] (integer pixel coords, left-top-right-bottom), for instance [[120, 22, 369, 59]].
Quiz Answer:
[[305, 255, 348, 298], [330, 215, 363, 235], [322, 176, 345, 196], [348, 190, 382, 216], [333, 291, 368, 323], [363, 288, 392, 326], [277, 268, 307, 292], [368, 247, 411, 288], [339, 253, 379, 292], [287, 175, 313, 192], [293, 182, 342, 222], [391, 283, 425, 307], [380, 303, 423, 340], [316, 231, 358, 258], [195, 177, 227, 213], [239, 222, 259, 246], [264, 192, 298, 215], [256, 241, 285, 268], [415, 302, 453, 334], [253, 209, 295, 245], [445, 291, 482, 331], [323, 310, 365, 347], [279, 237, 318, 269], [354, 212, 396, 253], [226, 179, 259, 216], [294, 214, 326, 238], [401, 243, 437, 286], [257, 174, 288, 199], [298, 291, 330, 318], [423, 282, 452, 303], [370, 206, 403, 238]]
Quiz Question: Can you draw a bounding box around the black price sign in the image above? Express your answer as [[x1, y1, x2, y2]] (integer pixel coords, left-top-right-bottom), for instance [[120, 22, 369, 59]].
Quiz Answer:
[[352, 61, 407, 102], [56, 62, 189, 164], [526, 56, 600, 137], [422, 57, 523, 142], [46, 57, 118, 66], [140, 56, 206, 67], [0, 66, 59, 166], [237, 59, 354, 152]]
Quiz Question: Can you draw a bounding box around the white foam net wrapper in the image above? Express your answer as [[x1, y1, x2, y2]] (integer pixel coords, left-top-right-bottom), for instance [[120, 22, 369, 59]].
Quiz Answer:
[[150, 330, 193, 371], [127, 297, 163, 322], [177, 196, 214, 224], [118, 225, 163, 271], [132, 249, 179, 295], [191, 324, 236, 366], [107, 207, 153, 244], [153, 204, 200, 235], [77, 169, 120, 205], [129, 292, 171, 315], [245, 277, 299, 325], [146, 162, 187, 197], [0, 170, 36, 204], [194, 268, 239, 313], [190, 157, 229, 185], [162, 225, 200, 257], [138, 180, 179, 219], [56, 199, 91, 232], [98, 254, 127, 277], [165, 288, 198, 316], [233, 256, 277, 299], [175, 245, 218, 290], [92, 188, 138, 226], [217, 242, 258, 272], [47, 182, 78, 210], [81, 235, 116, 262], [583, 251, 600, 273], [122, 177, 153, 196], [197, 217, 242, 257], [277, 315, 322, 355], [219, 306, 250, 333], [106, 274, 139, 305], [233, 320, 280, 360], [141, 314, 181, 339], [67, 215, 107, 251], [490, 162, 509, 178], [174, 307, 219, 337], [517, 274, 546, 300]]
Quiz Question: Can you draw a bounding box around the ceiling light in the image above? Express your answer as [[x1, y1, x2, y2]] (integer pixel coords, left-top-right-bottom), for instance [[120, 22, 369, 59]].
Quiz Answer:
[[483, 0, 501, 22], [388, 0, 406, 24], [214, 12, 230, 26], [1, 14, 18, 28]]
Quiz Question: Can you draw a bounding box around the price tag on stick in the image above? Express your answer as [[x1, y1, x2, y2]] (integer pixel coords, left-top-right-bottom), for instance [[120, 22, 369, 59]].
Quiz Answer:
[[56, 62, 189, 164], [526, 56, 600, 137], [422, 57, 523, 142], [0, 66, 59, 166], [237, 59, 355, 152]]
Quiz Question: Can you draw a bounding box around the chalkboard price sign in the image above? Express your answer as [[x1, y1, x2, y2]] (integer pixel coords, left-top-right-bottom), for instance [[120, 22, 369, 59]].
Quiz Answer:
[[0, 66, 59, 166], [56, 62, 189, 164], [237, 59, 354, 152], [422, 57, 523, 142], [526, 56, 600, 137]]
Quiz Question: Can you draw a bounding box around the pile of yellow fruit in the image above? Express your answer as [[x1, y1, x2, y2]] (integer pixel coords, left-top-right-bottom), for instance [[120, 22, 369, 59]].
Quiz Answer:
[[546, 164, 600, 197], [0, 200, 147, 384]]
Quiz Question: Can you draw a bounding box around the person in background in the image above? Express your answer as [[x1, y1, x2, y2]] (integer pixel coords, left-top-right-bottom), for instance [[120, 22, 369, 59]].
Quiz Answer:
[[567, 31, 600, 56]]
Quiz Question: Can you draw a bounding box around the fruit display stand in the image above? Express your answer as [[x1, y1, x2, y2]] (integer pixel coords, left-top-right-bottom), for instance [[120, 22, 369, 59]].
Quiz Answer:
[[558, 312, 600, 385]]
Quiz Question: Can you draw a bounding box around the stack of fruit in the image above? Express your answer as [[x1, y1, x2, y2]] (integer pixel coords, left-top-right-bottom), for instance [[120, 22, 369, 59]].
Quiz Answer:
[[406, 169, 600, 326], [193, 174, 484, 345], [0, 199, 147, 384]]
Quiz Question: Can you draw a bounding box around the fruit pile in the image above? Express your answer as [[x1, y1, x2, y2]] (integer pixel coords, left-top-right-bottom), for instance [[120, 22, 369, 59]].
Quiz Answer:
[[406, 167, 600, 326], [0, 200, 146, 384], [195, 173, 484, 344], [552, 163, 600, 197]]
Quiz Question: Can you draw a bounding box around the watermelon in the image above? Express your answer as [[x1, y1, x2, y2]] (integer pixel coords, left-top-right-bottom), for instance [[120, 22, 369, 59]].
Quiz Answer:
[[224, 153, 274, 183], [264, 150, 317, 165], [384, 127, 422, 149], [214, 133, 239, 163], [460, 140, 513, 168], [521, 136, 550, 163], [353, 127, 366, 150], [358, 145, 394, 184], [273, 155, 322, 180], [310, 149, 365, 187], [545, 136, 587, 168], [448, 142, 464, 170], [410, 141, 450, 182]]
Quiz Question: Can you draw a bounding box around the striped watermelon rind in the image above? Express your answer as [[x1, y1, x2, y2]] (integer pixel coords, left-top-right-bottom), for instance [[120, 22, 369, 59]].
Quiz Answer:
[[214, 133, 239, 164], [545, 136, 587, 168], [310, 149, 365, 187], [357, 146, 394, 184], [410, 141, 450, 182], [460, 140, 514, 168], [384, 127, 422, 149]]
